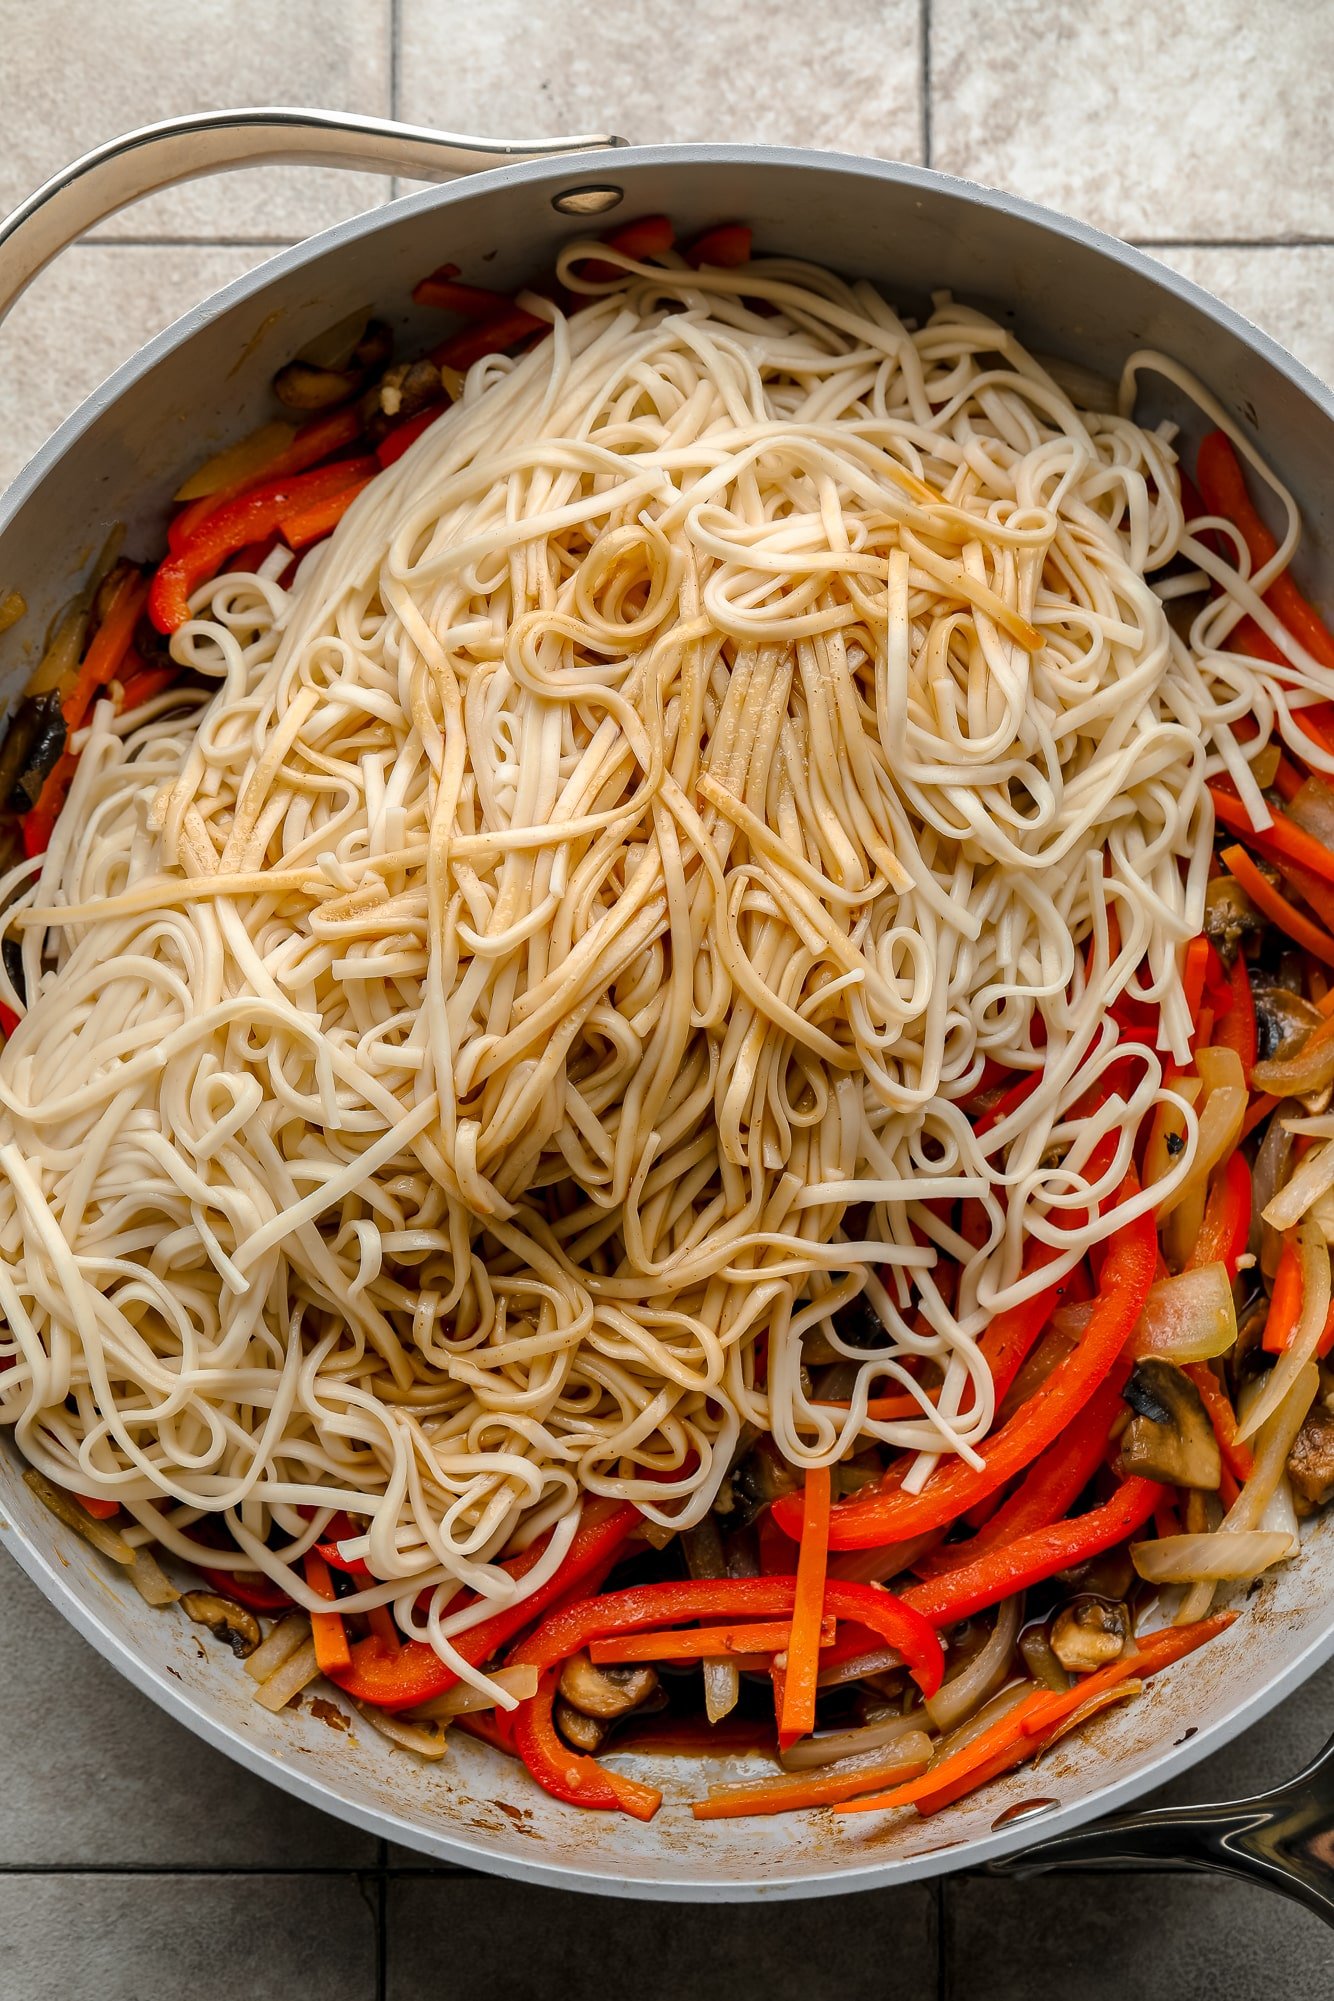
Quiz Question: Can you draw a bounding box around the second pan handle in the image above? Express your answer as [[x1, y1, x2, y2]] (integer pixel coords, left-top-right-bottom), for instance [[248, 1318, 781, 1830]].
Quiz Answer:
[[0, 107, 627, 327]]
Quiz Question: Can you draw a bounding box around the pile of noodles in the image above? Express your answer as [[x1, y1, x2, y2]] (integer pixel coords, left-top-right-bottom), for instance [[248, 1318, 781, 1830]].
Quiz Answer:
[[0, 242, 1330, 1688]]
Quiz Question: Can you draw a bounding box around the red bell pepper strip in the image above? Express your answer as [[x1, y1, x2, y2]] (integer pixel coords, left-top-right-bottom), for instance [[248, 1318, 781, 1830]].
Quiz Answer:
[[148, 457, 379, 633], [772, 1184, 1160, 1544], [375, 405, 445, 467], [838, 1612, 1237, 1819], [1221, 845, 1334, 968], [195, 1564, 294, 1612], [912, 1365, 1128, 1581], [775, 1182, 1157, 1550], [429, 307, 550, 373], [1263, 1240, 1305, 1354], [779, 1465, 831, 1746], [1186, 1149, 1252, 1282], [412, 266, 541, 321], [280, 474, 376, 551], [328, 1501, 639, 1712], [167, 408, 363, 554], [116, 664, 182, 714], [1209, 781, 1334, 887], [77, 1493, 121, 1521], [304, 1549, 352, 1674], [686, 223, 752, 268], [901, 1474, 1162, 1629], [0, 1004, 20, 1038], [1269, 851, 1334, 938], [577, 214, 676, 282], [314, 1511, 373, 1580], [1210, 954, 1257, 1076], [506, 1576, 944, 1699], [1184, 1363, 1255, 1483], [511, 1668, 662, 1821], [1196, 432, 1334, 671], [1181, 935, 1211, 1026]]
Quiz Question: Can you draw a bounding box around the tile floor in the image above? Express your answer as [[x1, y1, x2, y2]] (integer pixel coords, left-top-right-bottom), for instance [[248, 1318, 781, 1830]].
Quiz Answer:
[[0, 2, 1330, 1994]]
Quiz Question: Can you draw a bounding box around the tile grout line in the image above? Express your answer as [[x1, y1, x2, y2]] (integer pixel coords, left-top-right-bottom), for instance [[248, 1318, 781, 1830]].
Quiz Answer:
[[389, 0, 403, 203], [935, 1876, 946, 1999], [919, 0, 932, 167], [376, 1837, 389, 2001]]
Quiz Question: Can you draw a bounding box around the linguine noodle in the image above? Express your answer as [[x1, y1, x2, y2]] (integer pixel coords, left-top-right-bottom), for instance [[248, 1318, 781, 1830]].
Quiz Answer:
[[0, 244, 1325, 1688]]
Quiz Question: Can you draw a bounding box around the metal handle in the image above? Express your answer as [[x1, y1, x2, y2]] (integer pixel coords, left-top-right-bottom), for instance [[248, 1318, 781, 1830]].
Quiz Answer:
[[991, 1731, 1334, 1927], [0, 107, 626, 326]]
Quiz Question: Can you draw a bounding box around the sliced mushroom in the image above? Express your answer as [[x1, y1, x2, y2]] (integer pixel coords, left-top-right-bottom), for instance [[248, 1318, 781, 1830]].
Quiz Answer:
[[1049, 1596, 1130, 1674], [180, 1590, 262, 1659], [1203, 875, 1263, 965], [554, 1698, 608, 1753], [1053, 1545, 1135, 1601], [557, 1650, 659, 1720], [1117, 1358, 1222, 1490], [273, 320, 393, 412], [1287, 1400, 1334, 1513]]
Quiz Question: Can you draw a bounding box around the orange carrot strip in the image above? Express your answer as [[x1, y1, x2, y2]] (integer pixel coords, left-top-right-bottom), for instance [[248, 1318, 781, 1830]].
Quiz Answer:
[[1184, 1363, 1255, 1482], [1221, 845, 1334, 967], [305, 1550, 352, 1673], [692, 1744, 932, 1820], [1263, 1240, 1305, 1354], [588, 1616, 834, 1666], [837, 1614, 1237, 1818], [779, 1466, 832, 1748]]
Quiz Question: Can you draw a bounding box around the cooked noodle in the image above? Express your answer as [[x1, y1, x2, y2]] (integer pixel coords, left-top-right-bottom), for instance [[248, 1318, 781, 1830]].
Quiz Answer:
[[0, 244, 1323, 1676]]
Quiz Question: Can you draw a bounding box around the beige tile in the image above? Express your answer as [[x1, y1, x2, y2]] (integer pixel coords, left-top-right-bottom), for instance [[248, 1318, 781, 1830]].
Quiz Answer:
[[1151, 244, 1334, 388], [398, 0, 923, 159], [0, 0, 391, 242], [0, 243, 278, 496], [931, 0, 1334, 241]]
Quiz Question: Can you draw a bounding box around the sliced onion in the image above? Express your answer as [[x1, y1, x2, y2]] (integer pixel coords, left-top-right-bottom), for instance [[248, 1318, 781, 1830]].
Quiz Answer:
[[683, 1518, 740, 1724], [1263, 1134, 1334, 1232], [128, 1546, 180, 1607], [1040, 1679, 1142, 1751], [779, 1710, 924, 1771], [1131, 1530, 1295, 1583], [172, 421, 296, 501], [24, 1470, 135, 1563], [253, 1636, 321, 1712], [712, 1731, 933, 1802], [244, 1612, 311, 1683], [1158, 1052, 1246, 1267], [353, 1699, 448, 1760], [1175, 1359, 1319, 1624], [1238, 1225, 1330, 1440], [414, 1663, 540, 1720], [924, 1594, 1021, 1734], [1253, 1105, 1300, 1276], [929, 1680, 1032, 1766], [1286, 775, 1334, 850], [816, 1646, 902, 1690], [1129, 1263, 1237, 1363], [1254, 1037, 1334, 1100]]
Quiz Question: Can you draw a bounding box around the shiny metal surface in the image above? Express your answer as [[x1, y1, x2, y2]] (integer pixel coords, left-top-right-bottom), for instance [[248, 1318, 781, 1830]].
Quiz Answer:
[[0, 132, 1331, 1900], [0, 107, 625, 320], [992, 1732, 1334, 1929]]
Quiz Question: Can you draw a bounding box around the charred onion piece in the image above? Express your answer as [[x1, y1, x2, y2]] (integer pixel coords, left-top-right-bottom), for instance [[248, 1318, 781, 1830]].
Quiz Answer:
[[180, 1590, 262, 1658], [1117, 1359, 1221, 1489]]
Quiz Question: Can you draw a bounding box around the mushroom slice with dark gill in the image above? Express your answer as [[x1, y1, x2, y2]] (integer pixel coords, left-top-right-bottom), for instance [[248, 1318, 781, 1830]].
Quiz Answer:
[[1049, 1595, 1131, 1674], [1117, 1358, 1222, 1489], [553, 1699, 608, 1754], [1287, 1399, 1334, 1513], [557, 1650, 659, 1721], [180, 1590, 262, 1659]]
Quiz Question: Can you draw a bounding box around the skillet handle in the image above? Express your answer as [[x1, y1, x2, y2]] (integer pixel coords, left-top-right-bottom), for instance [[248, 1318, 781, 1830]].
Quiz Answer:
[[0, 106, 627, 325], [989, 1730, 1334, 1929]]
